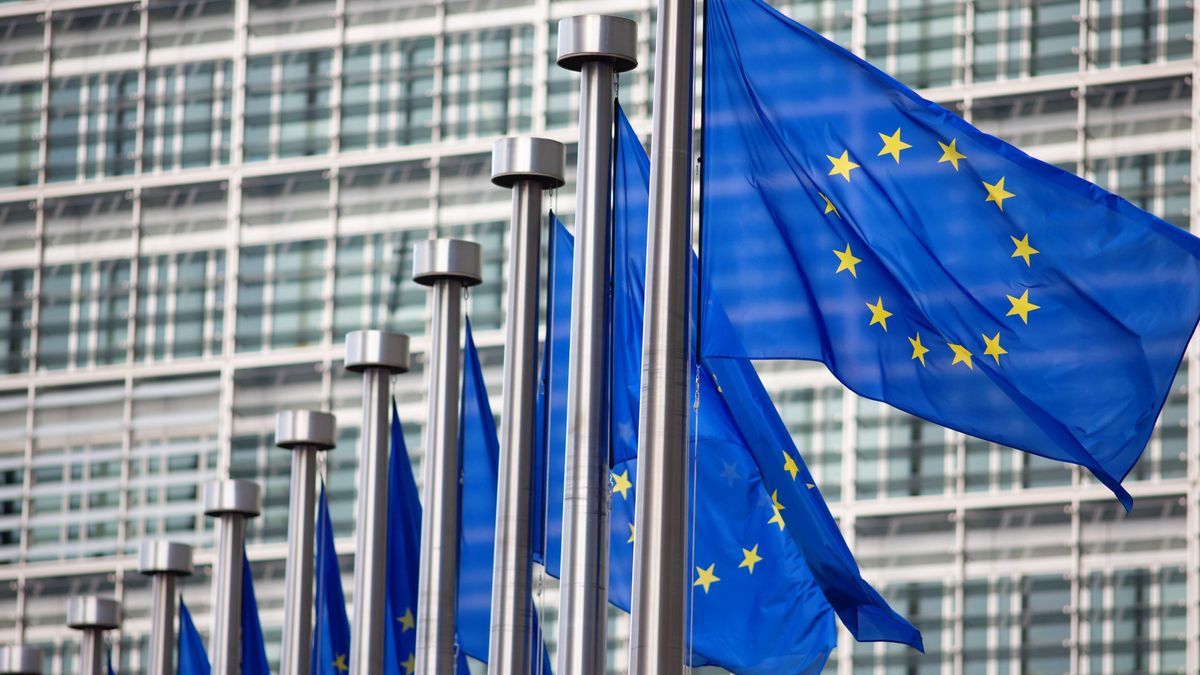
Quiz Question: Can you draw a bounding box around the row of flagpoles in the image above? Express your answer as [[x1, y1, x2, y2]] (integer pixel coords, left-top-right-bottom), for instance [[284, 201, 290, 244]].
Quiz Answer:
[[0, 5, 696, 674]]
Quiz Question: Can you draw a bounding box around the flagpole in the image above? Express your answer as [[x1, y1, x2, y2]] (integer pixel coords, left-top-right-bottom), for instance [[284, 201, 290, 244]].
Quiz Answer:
[[277, 410, 337, 675], [138, 541, 193, 675], [66, 597, 120, 675], [343, 330, 411, 675], [487, 136, 565, 675], [412, 239, 482, 674], [204, 479, 262, 675], [628, 0, 695, 672], [0, 646, 41, 675], [554, 16, 638, 674]]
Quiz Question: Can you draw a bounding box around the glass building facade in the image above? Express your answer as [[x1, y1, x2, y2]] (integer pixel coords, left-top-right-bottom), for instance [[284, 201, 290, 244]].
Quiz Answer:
[[0, 0, 1195, 673]]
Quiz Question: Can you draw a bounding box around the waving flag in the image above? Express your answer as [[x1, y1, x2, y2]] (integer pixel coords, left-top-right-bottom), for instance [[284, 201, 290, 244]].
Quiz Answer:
[[700, 0, 1200, 509], [178, 598, 210, 675], [383, 402, 469, 675], [241, 550, 270, 675], [312, 483, 351, 675], [458, 320, 555, 673]]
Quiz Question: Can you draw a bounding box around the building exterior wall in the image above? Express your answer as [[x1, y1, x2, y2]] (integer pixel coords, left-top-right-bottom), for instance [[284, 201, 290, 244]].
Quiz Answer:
[[0, 0, 1194, 673]]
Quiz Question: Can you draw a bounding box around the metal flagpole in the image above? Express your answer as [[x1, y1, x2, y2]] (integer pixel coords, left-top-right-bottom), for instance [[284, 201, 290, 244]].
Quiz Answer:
[[204, 479, 262, 675], [344, 330, 411, 675], [628, 0, 695, 672], [0, 646, 41, 675], [554, 15, 638, 675], [412, 238, 482, 674], [66, 597, 121, 675], [487, 136, 566, 675], [277, 410, 337, 675], [138, 541, 194, 675]]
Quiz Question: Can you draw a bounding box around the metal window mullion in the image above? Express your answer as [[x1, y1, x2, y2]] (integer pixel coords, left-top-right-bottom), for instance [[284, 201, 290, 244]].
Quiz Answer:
[[329, 0, 346, 158], [75, 77, 90, 182], [1149, 563, 1163, 674], [321, 170, 337, 354], [366, 44, 382, 146], [211, 62, 226, 166], [134, 1, 149, 177], [885, 0, 897, 80], [531, 0, 549, 132], [506, 25, 520, 135], [37, 12, 52, 187], [1185, 1, 1200, 671], [215, 0, 250, 478], [96, 76, 111, 179], [164, 254, 180, 361], [1069, 488, 1083, 674], [1103, 569, 1115, 675], [1157, 0, 1169, 63], [269, 55, 282, 160], [851, 0, 867, 57], [431, 4, 446, 147], [171, 66, 187, 171], [953, 505, 966, 675], [262, 244, 276, 349]]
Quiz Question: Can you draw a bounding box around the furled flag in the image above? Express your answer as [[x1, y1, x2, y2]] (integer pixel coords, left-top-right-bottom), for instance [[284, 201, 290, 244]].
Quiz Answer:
[[178, 598, 210, 675], [382, 401, 469, 675], [312, 483, 351, 675], [700, 0, 1200, 509], [107, 649, 116, 675], [241, 549, 270, 675], [457, 320, 555, 673]]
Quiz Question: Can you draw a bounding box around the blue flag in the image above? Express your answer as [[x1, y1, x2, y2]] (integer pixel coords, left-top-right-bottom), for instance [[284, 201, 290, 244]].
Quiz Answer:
[[178, 598, 210, 675], [458, 321, 555, 673], [383, 401, 469, 675], [241, 550, 270, 675], [537, 107, 911, 668], [700, 0, 1200, 509], [107, 649, 116, 675], [312, 483, 351, 675]]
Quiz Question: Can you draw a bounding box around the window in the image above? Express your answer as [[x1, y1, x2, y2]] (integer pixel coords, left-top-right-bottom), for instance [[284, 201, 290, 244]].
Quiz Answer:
[[46, 72, 140, 182], [0, 269, 34, 374], [37, 259, 131, 371], [0, 81, 41, 188], [148, 0, 234, 51], [236, 239, 327, 352], [144, 60, 234, 172], [245, 49, 333, 161], [333, 230, 428, 340], [442, 26, 534, 141], [340, 38, 436, 151], [136, 249, 226, 362]]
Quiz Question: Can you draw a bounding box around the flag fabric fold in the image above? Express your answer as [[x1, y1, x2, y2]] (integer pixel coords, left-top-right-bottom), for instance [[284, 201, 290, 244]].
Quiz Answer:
[[241, 550, 270, 675], [700, 0, 1200, 509], [538, 106, 915, 670], [458, 320, 555, 674], [312, 483, 351, 675], [178, 598, 210, 675]]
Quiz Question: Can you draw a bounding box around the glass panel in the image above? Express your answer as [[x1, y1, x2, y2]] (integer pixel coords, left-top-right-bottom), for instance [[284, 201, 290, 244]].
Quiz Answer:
[[340, 38, 436, 151], [244, 49, 333, 161], [144, 60, 234, 172], [442, 26, 534, 141], [148, 0, 235, 51], [0, 81, 42, 188]]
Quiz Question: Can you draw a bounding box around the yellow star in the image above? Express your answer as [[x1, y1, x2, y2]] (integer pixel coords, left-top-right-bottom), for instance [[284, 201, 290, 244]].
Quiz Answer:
[[693, 563, 721, 593], [1006, 289, 1040, 324], [908, 333, 930, 366], [611, 470, 632, 500], [826, 150, 860, 182], [937, 138, 966, 171], [333, 654, 349, 672], [397, 607, 414, 632], [767, 490, 785, 531], [1010, 234, 1039, 266], [819, 192, 840, 218], [401, 652, 415, 675], [983, 176, 1015, 210], [866, 297, 892, 331], [948, 343, 974, 369], [627, 523, 635, 544], [877, 128, 912, 163], [782, 450, 799, 481], [832, 244, 861, 278], [982, 332, 1007, 364], [739, 544, 763, 575]]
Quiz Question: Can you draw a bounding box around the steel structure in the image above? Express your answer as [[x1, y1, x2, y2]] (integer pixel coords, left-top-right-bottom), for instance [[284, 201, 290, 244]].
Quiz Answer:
[[0, 1, 1195, 673]]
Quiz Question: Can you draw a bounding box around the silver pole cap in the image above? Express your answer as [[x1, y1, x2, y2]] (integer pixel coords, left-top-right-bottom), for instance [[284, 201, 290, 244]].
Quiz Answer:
[[0, 646, 42, 675], [203, 479, 262, 518], [412, 238, 483, 288], [275, 410, 337, 451], [557, 15, 638, 73], [491, 136, 566, 189], [138, 540, 194, 576], [344, 330, 411, 374], [66, 596, 121, 631]]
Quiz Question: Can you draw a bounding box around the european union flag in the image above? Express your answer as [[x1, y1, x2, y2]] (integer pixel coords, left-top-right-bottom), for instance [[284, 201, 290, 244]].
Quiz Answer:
[[107, 650, 116, 675], [178, 598, 210, 675], [382, 401, 468, 675], [312, 483, 351, 675], [700, 0, 1200, 509], [614, 107, 918, 651], [458, 321, 555, 673], [241, 549, 270, 675]]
